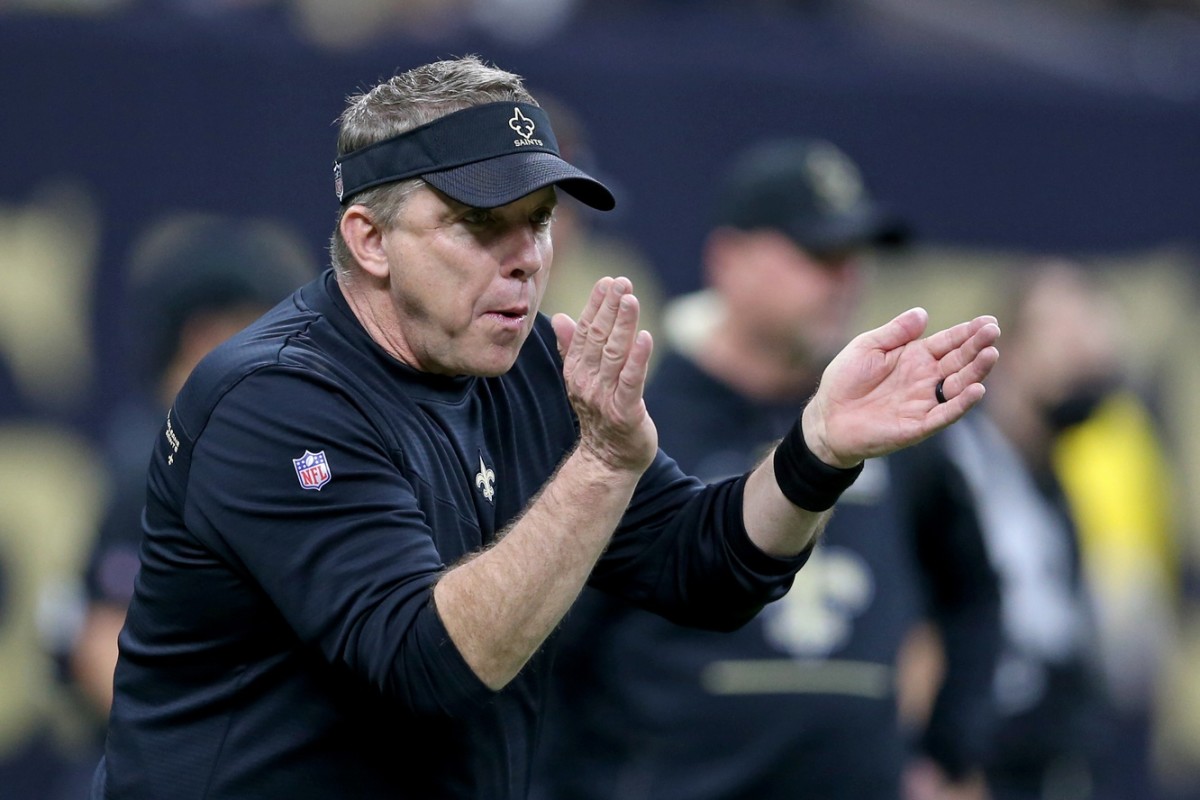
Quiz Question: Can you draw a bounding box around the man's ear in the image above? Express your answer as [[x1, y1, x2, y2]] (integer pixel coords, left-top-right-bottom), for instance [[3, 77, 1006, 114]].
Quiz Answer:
[[339, 205, 389, 280]]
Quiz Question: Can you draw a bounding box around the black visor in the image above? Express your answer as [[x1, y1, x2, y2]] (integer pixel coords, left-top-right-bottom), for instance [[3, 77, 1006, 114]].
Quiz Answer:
[[334, 102, 615, 211]]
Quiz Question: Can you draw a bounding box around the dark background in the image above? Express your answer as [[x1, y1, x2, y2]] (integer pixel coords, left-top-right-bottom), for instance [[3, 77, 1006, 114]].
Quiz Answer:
[[1, 2, 1197, 429]]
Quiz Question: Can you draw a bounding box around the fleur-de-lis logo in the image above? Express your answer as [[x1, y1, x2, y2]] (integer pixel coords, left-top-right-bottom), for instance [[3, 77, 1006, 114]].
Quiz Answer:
[[475, 453, 496, 503], [509, 107, 536, 139]]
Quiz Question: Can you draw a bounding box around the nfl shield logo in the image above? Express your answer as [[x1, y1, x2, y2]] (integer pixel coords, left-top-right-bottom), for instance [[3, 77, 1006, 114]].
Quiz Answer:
[[293, 450, 331, 491]]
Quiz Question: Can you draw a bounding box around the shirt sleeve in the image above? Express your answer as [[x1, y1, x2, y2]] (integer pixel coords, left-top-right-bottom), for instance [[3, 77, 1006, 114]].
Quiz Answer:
[[179, 366, 493, 717], [587, 450, 813, 631]]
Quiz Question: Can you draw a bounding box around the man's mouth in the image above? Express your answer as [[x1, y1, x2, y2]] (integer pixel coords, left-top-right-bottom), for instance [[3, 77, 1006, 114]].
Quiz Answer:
[[483, 306, 530, 329]]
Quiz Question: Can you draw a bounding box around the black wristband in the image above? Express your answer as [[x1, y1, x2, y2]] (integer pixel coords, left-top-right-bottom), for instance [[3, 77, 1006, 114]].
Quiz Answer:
[[772, 418, 864, 511]]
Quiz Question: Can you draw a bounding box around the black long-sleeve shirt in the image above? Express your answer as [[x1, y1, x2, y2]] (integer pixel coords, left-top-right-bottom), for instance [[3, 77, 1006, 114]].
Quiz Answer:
[[94, 270, 807, 799]]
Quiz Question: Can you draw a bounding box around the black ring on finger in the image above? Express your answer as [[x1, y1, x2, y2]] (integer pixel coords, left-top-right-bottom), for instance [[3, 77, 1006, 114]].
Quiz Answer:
[[935, 378, 948, 405]]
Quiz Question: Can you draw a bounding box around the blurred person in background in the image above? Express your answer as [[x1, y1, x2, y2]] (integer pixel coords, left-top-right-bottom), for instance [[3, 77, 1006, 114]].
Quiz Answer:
[[534, 137, 1003, 800], [1041, 260, 1180, 800], [940, 259, 1179, 800], [58, 213, 316, 798], [1041, 260, 1180, 796]]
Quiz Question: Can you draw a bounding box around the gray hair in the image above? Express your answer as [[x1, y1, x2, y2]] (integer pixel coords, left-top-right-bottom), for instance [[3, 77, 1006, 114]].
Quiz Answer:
[[329, 55, 539, 275]]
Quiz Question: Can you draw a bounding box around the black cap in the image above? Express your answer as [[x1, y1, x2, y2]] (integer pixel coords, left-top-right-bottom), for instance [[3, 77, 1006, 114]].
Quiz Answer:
[[713, 138, 909, 253], [335, 103, 615, 211]]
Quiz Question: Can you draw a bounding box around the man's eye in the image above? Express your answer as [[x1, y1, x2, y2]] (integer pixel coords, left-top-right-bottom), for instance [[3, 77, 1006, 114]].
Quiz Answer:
[[463, 210, 492, 225], [532, 210, 555, 228]]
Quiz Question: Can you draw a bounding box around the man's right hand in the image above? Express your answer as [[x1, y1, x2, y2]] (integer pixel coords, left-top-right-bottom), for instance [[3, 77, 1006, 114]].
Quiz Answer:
[[551, 276, 658, 475]]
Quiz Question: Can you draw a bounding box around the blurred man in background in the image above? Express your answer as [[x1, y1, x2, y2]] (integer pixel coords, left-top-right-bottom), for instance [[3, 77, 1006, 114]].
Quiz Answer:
[[535, 137, 1002, 800], [59, 213, 316, 798], [942, 259, 1180, 800]]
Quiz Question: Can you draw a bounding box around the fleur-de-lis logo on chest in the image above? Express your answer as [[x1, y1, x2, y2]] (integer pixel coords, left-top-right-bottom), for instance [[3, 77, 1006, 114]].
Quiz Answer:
[[475, 453, 496, 504]]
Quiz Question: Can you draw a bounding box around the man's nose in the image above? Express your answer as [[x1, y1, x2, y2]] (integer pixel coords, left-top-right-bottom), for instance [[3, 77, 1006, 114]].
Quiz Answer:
[[500, 225, 547, 281]]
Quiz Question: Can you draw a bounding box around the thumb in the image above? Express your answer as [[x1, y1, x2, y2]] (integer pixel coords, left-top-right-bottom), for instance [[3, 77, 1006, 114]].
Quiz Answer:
[[861, 307, 929, 352], [551, 312, 577, 359]]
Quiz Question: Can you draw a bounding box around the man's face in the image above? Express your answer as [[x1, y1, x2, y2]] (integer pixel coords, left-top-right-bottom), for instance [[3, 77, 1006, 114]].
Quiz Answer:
[[379, 184, 557, 377], [1010, 265, 1121, 409], [718, 228, 863, 364]]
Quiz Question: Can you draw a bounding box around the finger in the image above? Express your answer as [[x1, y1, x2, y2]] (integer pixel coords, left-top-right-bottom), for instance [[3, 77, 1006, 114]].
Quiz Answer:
[[562, 277, 616, 370], [596, 292, 642, 387], [937, 344, 1000, 404], [577, 276, 615, 328], [858, 307, 929, 352], [926, 315, 999, 360], [935, 321, 1002, 379], [928, 378, 988, 429], [614, 329, 654, 411], [577, 277, 632, 373], [551, 312, 576, 360]]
